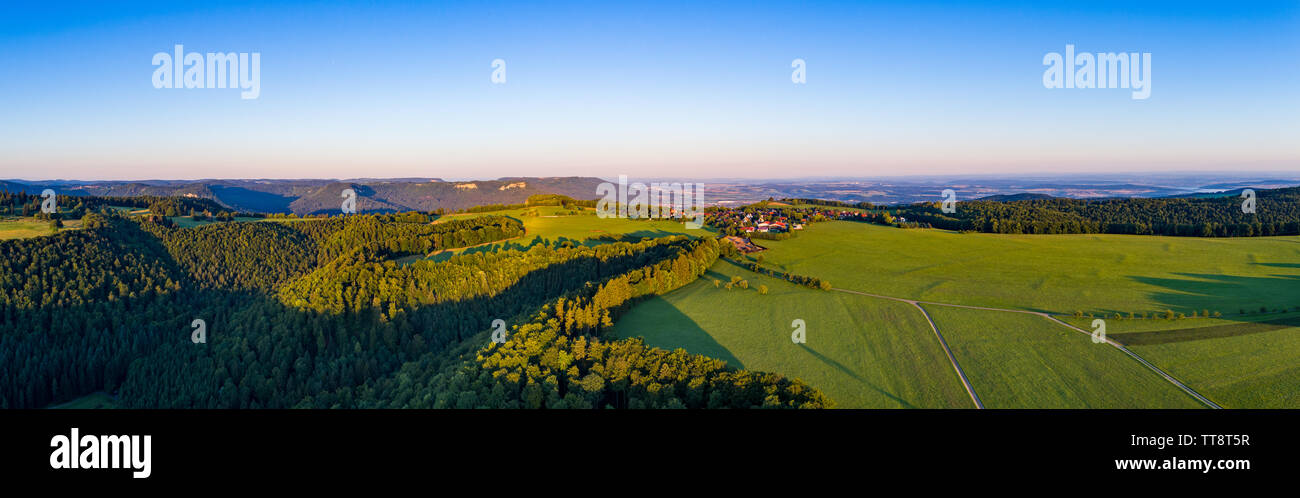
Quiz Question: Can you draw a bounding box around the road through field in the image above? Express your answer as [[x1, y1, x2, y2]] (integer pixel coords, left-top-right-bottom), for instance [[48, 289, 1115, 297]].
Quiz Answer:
[[907, 302, 984, 409], [831, 287, 1221, 409]]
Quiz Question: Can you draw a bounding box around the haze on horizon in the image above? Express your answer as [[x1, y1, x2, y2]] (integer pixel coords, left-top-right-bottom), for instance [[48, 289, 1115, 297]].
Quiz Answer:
[[0, 1, 1296, 181]]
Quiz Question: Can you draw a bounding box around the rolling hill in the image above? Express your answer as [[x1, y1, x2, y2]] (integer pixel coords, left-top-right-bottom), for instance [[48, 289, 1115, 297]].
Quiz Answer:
[[0, 177, 607, 215]]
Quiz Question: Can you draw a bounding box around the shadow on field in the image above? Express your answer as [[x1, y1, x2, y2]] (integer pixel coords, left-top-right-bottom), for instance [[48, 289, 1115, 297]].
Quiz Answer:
[[1110, 314, 1300, 345], [1128, 272, 1300, 317], [617, 296, 747, 370], [1255, 262, 1300, 269], [796, 344, 916, 409], [1110, 271, 1300, 346]]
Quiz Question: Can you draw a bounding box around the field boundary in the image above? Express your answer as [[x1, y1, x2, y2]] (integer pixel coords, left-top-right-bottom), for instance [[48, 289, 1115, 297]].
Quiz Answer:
[[830, 288, 983, 408], [909, 302, 984, 409], [1040, 315, 1223, 409], [831, 287, 1221, 409]]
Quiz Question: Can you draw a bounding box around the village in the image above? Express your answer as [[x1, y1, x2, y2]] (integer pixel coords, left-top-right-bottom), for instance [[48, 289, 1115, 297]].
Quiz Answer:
[[706, 203, 913, 254], [706, 203, 906, 236]]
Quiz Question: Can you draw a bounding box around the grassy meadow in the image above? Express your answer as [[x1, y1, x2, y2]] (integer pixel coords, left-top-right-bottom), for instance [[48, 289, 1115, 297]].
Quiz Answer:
[[0, 217, 82, 240], [922, 305, 1204, 408], [425, 206, 711, 259], [611, 260, 972, 408], [1066, 311, 1300, 408], [756, 221, 1300, 315], [611, 219, 1296, 408]]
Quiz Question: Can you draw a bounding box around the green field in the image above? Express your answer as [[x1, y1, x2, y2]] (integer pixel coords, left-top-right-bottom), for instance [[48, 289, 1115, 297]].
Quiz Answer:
[[1076, 313, 1300, 408], [757, 221, 1300, 315], [1060, 309, 1300, 336], [922, 305, 1204, 408], [0, 217, 81, 240], [608, 220, 1298, 408], [612, 260, 972, 408], [428, 206, 711, 258]]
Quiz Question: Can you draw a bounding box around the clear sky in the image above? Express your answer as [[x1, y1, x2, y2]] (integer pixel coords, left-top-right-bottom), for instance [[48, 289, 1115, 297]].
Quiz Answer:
[[0, 0, 1296, 180]]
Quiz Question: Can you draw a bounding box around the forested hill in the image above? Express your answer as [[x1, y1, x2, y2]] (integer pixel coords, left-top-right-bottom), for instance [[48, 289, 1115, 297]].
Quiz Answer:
[[1, 177, 607, 215], [895, 186, 1300, 236], [0, 210, 827, 409]]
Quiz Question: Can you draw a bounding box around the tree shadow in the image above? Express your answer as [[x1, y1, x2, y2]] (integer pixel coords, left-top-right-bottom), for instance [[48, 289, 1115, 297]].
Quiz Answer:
[[796, 344, 915, 409], [1109, 271, 1300, 345], [13, 217, 702, 408], [1127, 272, 1300, 316], [614, 295, 746, 370], [1255, 263, 1300, 269]]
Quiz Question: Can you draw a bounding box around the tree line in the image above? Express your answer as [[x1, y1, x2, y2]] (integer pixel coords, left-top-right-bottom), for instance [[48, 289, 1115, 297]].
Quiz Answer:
[[893, 188, 1300, 236], [0, 207, 830, 409], [303, 236, 832, 409]]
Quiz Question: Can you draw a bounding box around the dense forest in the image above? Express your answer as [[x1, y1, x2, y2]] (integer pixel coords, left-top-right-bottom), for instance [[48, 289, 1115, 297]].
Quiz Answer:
[[890, 187, 1300, 236], [305, 236, 830, 409], [0, 206, 827, 409]]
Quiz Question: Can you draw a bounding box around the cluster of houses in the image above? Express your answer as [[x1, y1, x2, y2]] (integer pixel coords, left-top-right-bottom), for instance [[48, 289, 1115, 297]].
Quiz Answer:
[[709, 205, 908, 234], [744, 219, 802, 234], [791, 206, 909, 225], [709, 208, 804, 233]]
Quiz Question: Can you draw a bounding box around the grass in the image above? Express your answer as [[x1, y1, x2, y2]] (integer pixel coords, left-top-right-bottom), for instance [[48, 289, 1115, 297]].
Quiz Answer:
[[426, 206, 713, 259], [922, 305, 1205, 408], [611, 260, 972, 408], [0, 217, 81, 240], [1067, 311, 1300, 408], [1061, 310, 1299, 332], [1126, 323, 1300, 408], [608, 220, 1297, 408], [757, 221, 1300, 315]]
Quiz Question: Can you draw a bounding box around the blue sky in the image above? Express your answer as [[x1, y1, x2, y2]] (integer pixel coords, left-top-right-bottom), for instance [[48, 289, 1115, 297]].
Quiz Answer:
[[0, 0, 1296, 180]]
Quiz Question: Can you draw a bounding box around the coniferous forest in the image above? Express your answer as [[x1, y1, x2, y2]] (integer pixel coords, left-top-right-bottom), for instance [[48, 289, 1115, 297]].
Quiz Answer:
[[0, 207, 828, 409], [894, 187, 1300, 236]]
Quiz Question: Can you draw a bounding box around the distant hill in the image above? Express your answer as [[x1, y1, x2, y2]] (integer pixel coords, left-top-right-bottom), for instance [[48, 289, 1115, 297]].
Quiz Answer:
[[286, 177, 605, 215], [973, 193, 1056, 202], [0, 177, 606, 215]]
